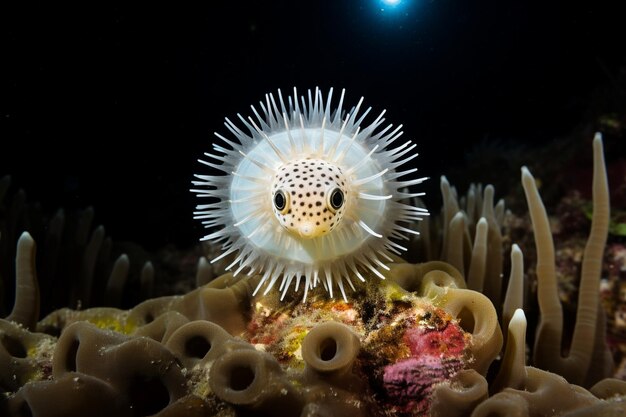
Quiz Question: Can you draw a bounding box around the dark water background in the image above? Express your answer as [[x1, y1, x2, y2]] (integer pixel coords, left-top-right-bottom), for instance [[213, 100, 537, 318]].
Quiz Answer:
[[1, 1, 625, 250]]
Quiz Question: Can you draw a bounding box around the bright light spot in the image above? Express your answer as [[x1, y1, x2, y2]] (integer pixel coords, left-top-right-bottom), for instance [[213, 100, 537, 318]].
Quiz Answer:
[[375, 0, 412, 18], [378, 0, 405, 12]]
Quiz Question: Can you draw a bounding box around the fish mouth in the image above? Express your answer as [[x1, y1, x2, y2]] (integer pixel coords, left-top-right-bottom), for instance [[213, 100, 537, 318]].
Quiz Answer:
[[297, 223, 319, 239]]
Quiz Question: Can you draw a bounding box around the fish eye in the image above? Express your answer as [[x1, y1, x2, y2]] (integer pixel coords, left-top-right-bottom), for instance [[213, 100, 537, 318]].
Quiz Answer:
[[328, 188, 344, 211], [273, 189, 289, 213]]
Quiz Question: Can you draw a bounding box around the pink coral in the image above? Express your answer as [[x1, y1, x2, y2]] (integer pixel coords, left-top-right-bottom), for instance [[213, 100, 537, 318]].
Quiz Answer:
[[379, 321, 467, 415], [404, 323, 466, 357], [383, 356, 465, 414]]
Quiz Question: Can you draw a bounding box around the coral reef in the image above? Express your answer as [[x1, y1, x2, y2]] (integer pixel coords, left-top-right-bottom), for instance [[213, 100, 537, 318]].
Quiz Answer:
[[2, 247, 499, 416], [1, 133, 626, 416]]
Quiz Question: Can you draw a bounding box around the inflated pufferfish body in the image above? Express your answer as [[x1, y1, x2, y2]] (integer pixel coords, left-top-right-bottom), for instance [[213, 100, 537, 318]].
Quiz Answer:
[[192, 88, 428, 301]]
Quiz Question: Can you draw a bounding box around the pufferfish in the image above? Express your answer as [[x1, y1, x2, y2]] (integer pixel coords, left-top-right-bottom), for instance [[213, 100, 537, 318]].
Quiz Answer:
[[191, 88, 428, 301]]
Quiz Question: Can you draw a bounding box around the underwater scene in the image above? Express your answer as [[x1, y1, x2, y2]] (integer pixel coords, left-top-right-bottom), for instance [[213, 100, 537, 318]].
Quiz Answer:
[[1, 2, 626, 416]]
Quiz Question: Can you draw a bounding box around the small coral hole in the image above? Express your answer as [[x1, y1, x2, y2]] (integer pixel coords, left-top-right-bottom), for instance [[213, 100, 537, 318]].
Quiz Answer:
[[128, 375, 170, 417], [1, 334, 27, 358], [184, 335, 211, 359], [229, 365, 255, 391], [144, 313, 154, 324], [457, 307, 475, 334], [319, 337, 338, 361], [459, 378, 475, 390], [65, 338, 80, 372]]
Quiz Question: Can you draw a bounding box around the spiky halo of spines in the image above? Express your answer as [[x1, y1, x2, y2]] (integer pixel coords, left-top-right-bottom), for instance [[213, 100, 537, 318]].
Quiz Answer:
[[192, 87, 428, 301]]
